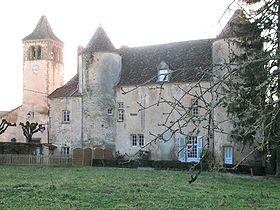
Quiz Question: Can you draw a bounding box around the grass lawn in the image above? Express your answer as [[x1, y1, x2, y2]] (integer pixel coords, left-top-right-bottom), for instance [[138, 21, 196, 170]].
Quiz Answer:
[[0, 166, 279, 209]]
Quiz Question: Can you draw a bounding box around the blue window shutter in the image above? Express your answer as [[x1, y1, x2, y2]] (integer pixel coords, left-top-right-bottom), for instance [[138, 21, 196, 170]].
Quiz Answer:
[[178, 136, 186, 162], [197, 136, 203, 161]]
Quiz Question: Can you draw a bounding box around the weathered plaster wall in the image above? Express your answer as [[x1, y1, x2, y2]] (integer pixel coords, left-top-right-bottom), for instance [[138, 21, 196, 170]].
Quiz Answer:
[[81, 52, 122, 149], [212, 38, 262, 166], [49, 96, 81, 155], [115, 82, 212, 160], [23, 40, 64, 114]]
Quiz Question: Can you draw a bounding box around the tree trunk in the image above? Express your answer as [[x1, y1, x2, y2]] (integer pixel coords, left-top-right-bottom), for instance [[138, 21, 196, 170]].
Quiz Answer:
[[275, 147, 280, 177]]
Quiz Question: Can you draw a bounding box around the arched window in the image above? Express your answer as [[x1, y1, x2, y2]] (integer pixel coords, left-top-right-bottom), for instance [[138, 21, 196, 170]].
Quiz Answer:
[[36, 46, 42, 59], [30, 46, 36, 60], [51, 47, 56, 61]]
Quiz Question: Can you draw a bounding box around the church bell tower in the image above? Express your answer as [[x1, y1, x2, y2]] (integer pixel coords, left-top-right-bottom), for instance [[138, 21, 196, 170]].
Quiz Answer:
[[22, 15, 64, 114]]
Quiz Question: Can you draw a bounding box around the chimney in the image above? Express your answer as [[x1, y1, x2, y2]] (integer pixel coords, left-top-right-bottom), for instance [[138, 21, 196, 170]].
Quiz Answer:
[[77, 45, 84, 72]]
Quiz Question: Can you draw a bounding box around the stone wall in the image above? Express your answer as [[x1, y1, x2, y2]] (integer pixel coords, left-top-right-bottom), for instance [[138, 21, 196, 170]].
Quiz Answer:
[[80, 52, 122, 149], [49, 96, 81, 155]]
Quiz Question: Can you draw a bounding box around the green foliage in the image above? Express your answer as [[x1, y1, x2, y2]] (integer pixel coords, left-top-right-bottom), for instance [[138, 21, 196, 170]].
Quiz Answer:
[[0, 166, 279, 209], [19, 121, 45, 142], [226, 0, 279, 145]]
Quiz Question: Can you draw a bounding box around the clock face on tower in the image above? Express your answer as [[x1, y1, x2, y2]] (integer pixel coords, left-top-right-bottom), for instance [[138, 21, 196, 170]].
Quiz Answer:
[[32, 65, 39, 74]]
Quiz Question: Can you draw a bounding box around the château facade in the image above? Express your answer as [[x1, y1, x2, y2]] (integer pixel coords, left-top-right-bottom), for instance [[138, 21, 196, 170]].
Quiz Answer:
[[1, 11, 264, 166]]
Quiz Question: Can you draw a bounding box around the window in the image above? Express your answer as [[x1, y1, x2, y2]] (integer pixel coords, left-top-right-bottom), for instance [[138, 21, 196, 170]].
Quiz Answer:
[[157, 61, 170, 82], [224, 146, 233, 165], [35, 147, 42, 156], [30, 46, 36, 60], [178, 135, 203, 163], [29, 45, 42, 60], [191, 99, 198, 119], [62, 110, 70, 123], [131, 134, 137, 146], [117, 102, 124, 122], [130, 134, 144, 147], [187, 136, 198, 159], [107, 108, 113, 116], [61, 147, 70, 156], [139, 134, 144, 147], [158, 69, 169, 82], [36, 46, 42, 59]]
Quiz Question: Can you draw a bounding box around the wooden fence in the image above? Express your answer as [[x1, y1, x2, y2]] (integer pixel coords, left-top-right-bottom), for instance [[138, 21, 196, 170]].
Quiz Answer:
[[0, 147, 113, 166], [0, 154, 72, 166]]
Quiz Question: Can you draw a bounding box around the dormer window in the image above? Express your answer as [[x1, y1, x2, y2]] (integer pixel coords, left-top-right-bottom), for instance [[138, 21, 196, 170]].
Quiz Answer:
[[158, 61, 170, 82]]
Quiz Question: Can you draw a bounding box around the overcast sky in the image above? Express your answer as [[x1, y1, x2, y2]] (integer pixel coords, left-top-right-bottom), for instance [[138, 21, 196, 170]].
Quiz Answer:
[[0, 0, 238, 111]]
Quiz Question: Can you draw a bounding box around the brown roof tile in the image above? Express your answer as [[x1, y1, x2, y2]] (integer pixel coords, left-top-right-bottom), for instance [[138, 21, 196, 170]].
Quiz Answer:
[[48, 74, 80, 98]]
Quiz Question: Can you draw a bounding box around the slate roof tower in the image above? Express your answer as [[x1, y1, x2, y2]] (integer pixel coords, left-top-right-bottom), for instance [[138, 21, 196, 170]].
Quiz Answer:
[[22, 15, 64, 113]]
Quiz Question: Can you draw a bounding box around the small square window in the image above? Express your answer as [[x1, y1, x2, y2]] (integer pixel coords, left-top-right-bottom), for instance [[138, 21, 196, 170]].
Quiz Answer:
[[62, 110, 70, 123], [118, 102, 124, 109], [107, 109, 113, 116]]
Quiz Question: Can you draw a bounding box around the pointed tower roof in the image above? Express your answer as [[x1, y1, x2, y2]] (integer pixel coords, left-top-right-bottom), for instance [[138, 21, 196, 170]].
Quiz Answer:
[[218, 9, 247, 38], [22, 15, 63, 43], [84, 26, 115, 53]]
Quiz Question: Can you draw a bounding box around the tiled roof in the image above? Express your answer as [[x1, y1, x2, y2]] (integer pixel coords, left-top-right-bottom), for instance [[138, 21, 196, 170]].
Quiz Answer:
[[117, 39, 213, 86], [83, 26, 115, 53], [48, 74, 80, 98], [218, 10, 247, 38], [22, 15, 63, 43]]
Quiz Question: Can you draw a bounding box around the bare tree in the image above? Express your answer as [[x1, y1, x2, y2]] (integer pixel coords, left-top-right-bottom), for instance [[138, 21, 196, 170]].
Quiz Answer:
[[19, 121, 45, 143], [0, 119, 16, 135]]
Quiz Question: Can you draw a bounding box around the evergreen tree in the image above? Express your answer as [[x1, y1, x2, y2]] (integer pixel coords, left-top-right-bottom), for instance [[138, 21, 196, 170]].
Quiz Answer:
[[226, 0, 280, 175]]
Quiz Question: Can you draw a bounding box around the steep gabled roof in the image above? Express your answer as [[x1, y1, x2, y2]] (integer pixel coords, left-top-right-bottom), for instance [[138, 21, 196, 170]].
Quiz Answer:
[[84, 26, 115, 53], [22, 15, 63, 43], [117, 39, 213, 86], [49, 74, 80, 98], [218, 9, 247, 38]]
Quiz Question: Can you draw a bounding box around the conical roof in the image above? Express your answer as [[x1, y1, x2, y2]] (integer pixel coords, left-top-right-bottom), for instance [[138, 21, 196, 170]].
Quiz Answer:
[[22, 15, 63, 43], [84, 26, 115, 53], [218, 9, 247, 38]]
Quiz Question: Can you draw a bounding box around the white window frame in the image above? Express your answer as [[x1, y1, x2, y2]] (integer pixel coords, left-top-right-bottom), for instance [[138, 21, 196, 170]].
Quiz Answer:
[[117, 109, 124, 122], [61, 147, 70, 156], [117, 102, 124, 122], [62, 110, 70, 123], [107, 108, 113, 116], [224, 146, 233, 165], [139, 134, 144, 147], [130, 134, 144, 147], [191, 99, 198, 119], [158, 69, 169, 82], [178, 135, 203, 163], [131, 134, 137, 147]]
